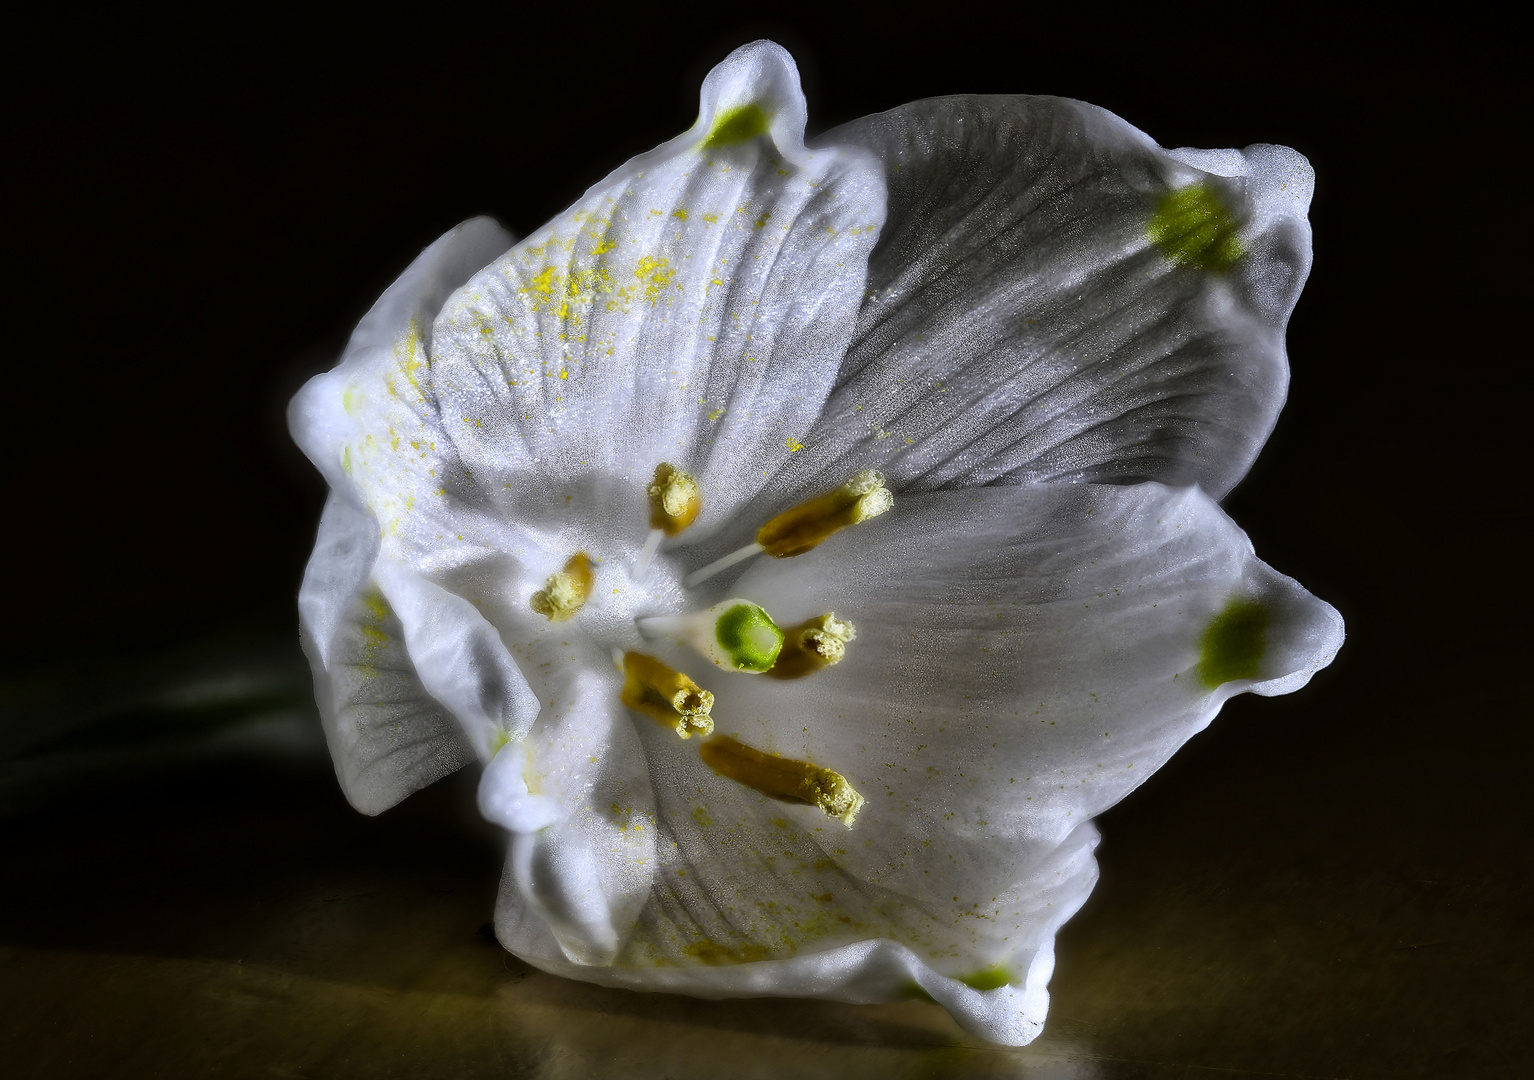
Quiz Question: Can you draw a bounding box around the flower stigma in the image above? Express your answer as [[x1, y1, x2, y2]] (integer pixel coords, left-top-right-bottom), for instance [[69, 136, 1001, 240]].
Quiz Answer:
[[637, 600, 784, 673]]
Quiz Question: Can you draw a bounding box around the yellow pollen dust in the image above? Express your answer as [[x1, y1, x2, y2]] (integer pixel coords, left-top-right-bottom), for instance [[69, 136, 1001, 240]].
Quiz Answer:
[[766, 613, 856, 680], [647, 462, 701, 536], [529, 552, 593, 621], [699, 736, 864, 827], [621, 652, 715, 738], [756, 470, 892, 558]]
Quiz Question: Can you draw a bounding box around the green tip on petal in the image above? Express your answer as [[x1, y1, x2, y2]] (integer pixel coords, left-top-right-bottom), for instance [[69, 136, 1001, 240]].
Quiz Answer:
[[958, 964, 1013, 992], [1148, 181, 1244, 272], [714, 603, 784, 672], [1198, 599, 1269, 688], [901, 980, 937, 1003], [702, 103, 771, 148]]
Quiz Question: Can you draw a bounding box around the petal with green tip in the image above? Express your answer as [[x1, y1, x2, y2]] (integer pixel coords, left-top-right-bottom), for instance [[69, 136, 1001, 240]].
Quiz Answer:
[[422, 40, 884, 540], [769, 97, 1312, 503]]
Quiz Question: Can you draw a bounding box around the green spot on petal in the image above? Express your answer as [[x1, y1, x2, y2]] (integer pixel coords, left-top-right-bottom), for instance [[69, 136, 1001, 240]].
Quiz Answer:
[[958, 964, 1012, 992], [714, 602, 783, 672], [1198, 599, 1269, 688], [901, 980, 937, 1003], [1148, 181, 1244, 272], [702, 103, 770, 148]]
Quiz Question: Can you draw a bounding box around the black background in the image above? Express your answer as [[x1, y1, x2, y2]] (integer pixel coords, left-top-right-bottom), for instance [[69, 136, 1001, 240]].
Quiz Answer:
[[7, 4, 1528, 1075], [9, 10, 1519, 673]]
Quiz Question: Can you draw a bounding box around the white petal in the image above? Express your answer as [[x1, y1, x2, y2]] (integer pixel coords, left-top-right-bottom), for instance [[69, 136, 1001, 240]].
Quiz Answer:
[[371, 559, 541, 761], [289, 218, 520, 808], [488, 664, 658, 967], [498, 483, 1339, 1042], [774, 96, 1311, 500], [298, 495, 474, 814], [726, 483, 1342, 866], [477, 740, 559, 833], [421, 41, 884, 538], [288, 216, 514, 500]]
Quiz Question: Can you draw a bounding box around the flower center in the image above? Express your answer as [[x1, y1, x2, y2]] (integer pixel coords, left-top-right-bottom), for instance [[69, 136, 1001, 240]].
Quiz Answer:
[[637, 600, 785, 672], [519, 463, 890, 828]]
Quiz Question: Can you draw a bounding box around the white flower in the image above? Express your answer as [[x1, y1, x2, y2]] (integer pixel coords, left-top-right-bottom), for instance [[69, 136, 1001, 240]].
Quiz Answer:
[[289, 41, 1342, 1046]]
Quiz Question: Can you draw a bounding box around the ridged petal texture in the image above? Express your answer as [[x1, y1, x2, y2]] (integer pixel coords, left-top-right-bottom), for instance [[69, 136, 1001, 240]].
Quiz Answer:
[[294, 218, 528, 811], [766, 95, 1313, 504], [492, 482, 1340, 1045], [425, 42, 884, 540], [289, 40, 1341, 1046]]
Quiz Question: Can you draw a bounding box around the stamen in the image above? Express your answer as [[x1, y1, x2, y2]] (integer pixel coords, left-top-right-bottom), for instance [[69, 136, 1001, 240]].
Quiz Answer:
[[683, 542, 765, 588], [755, 469, 892, 558], [699, 736, 864, 827], [638, 599, 784, 673], [620, 651, 715, 739], [766, 613, 856, 680], [648, 463, 702, 536], [529, 552, 593, 621], [632, 527, 665, 581]]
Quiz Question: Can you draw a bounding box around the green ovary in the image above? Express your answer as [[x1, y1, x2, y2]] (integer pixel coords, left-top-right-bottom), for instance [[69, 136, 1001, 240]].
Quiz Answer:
[[715, 603, 784, 672], [1198, 599, 1269, 688], [703, 104, 770, 148], [1148, 181, 1244, 272]]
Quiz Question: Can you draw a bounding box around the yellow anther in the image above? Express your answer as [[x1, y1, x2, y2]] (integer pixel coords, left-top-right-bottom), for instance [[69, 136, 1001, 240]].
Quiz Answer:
[[621, 652, 715, 738], [755, 469, 892, 558], [647, 462, 702, 536], [529, 552, 593, 622], [699, 736, 863, 826], [766, 614, 855, 680]]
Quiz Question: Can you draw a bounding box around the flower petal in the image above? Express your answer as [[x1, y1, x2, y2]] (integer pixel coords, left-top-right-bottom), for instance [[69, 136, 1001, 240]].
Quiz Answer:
[[781, 96, 1312, 500], [484, 664, 659, 967], [502, 828, 1098, 1047], [291, 219, 518, 811], [503, 482, 1339, 1042], [298, 494, 473, 814], [726, 482, 1342, 865], [288, 215, 515, 500], [421, 41, 885, 537], [370, 558, 541, 761]]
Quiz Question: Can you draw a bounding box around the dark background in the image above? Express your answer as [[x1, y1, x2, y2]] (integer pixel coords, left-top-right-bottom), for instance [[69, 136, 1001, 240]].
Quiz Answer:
[[4, 6, 1527, 1077]]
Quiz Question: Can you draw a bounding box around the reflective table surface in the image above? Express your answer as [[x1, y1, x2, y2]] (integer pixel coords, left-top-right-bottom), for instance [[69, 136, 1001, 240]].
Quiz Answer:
[[1, 633, 1523, 1079]]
